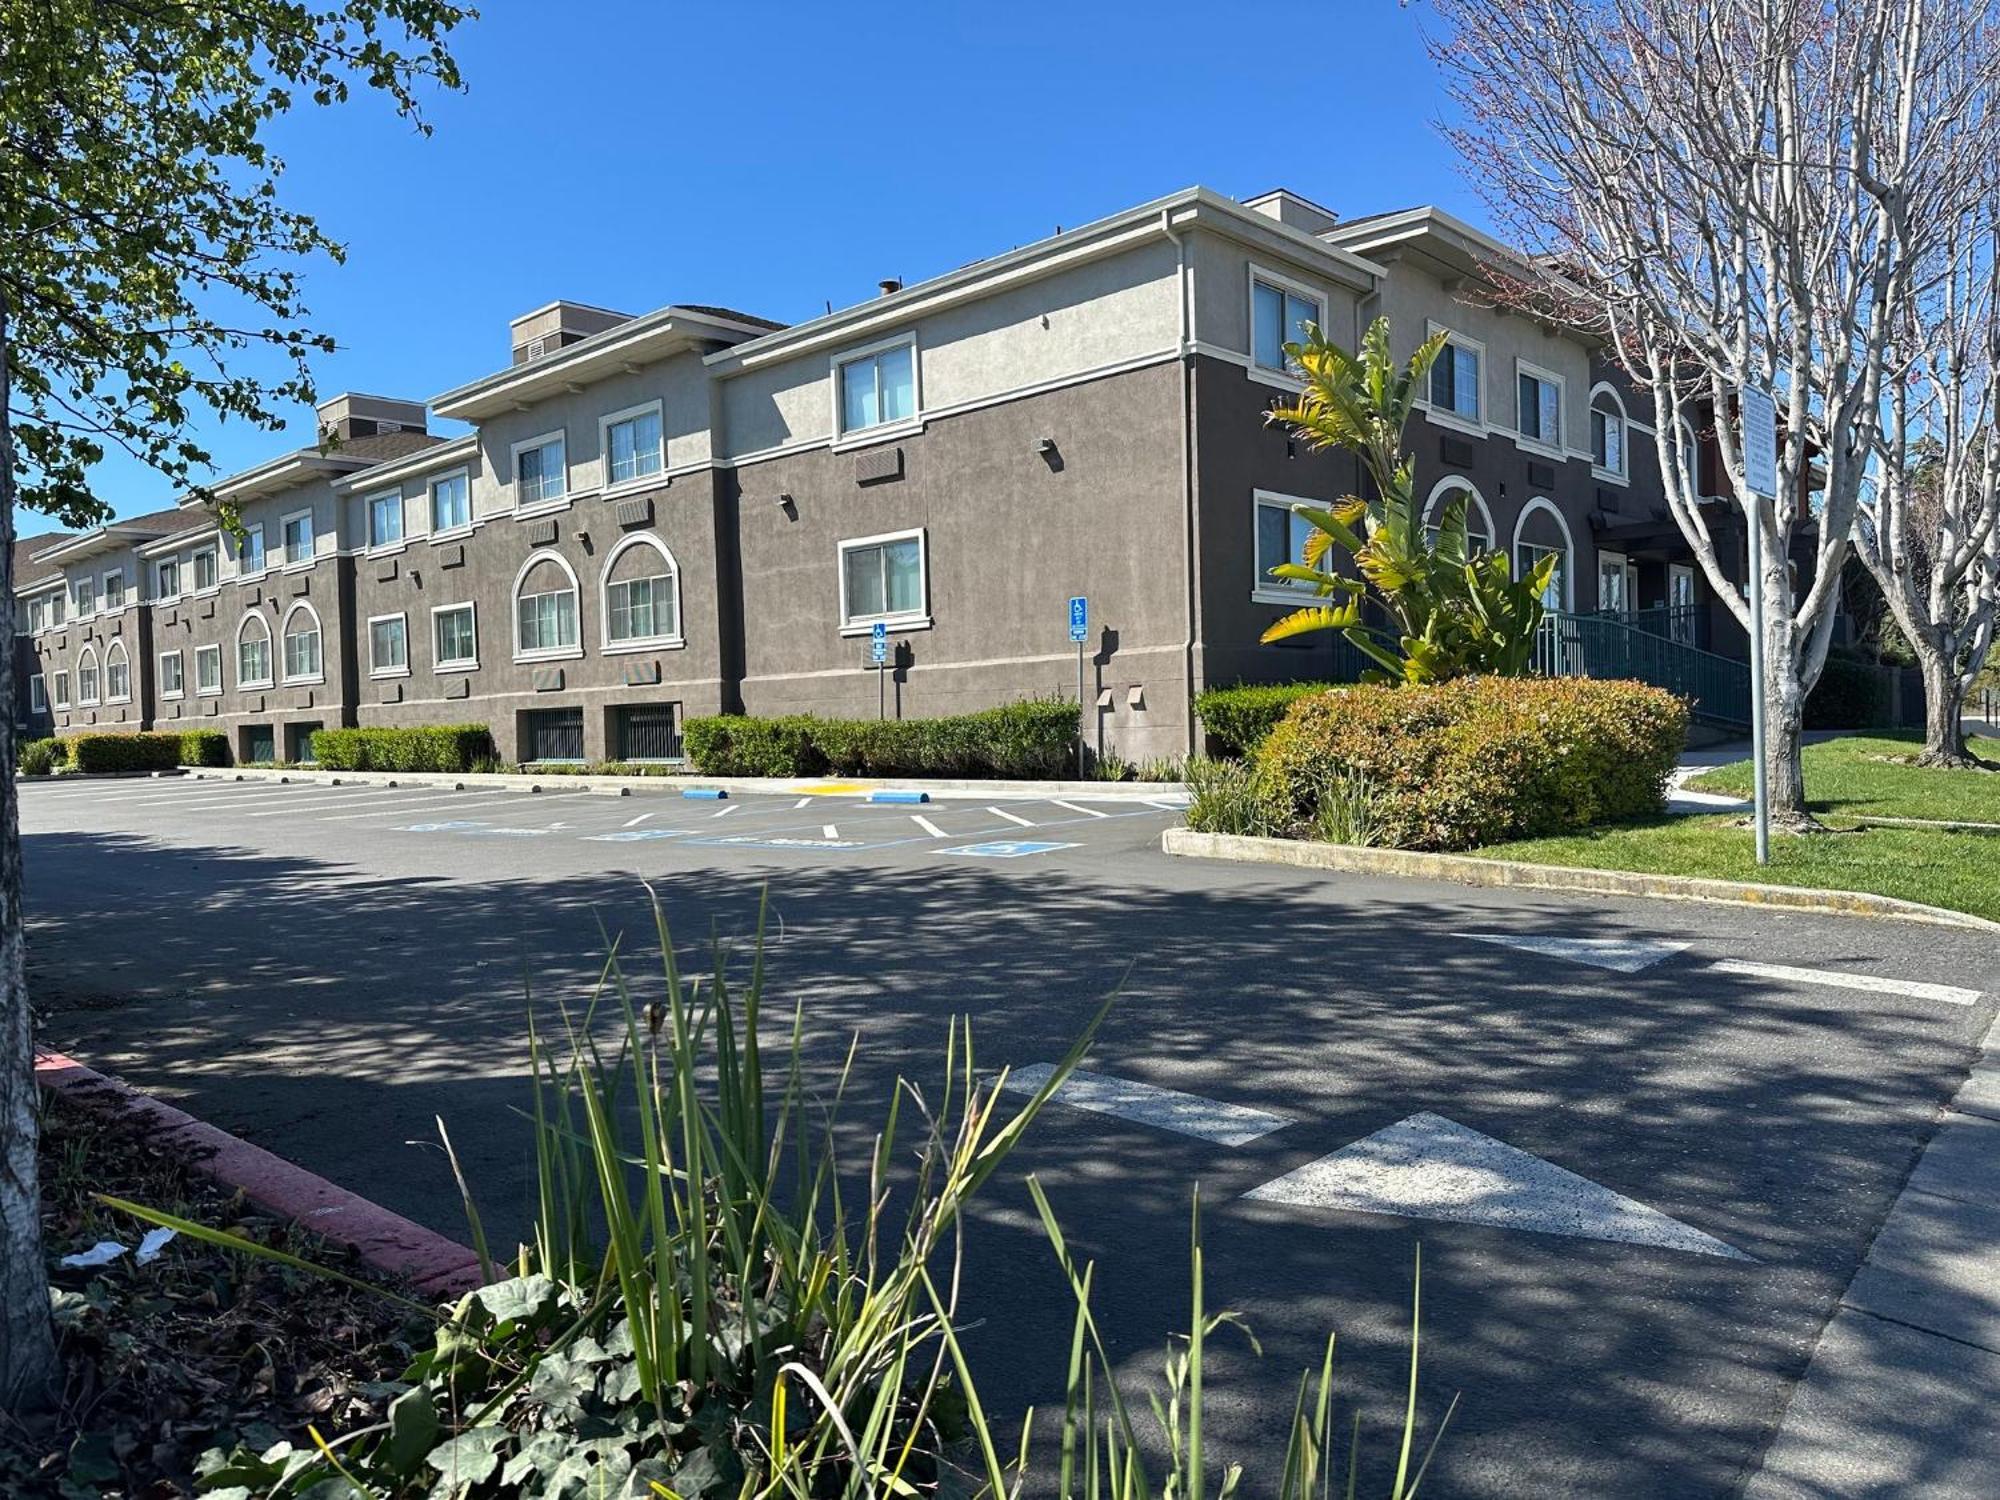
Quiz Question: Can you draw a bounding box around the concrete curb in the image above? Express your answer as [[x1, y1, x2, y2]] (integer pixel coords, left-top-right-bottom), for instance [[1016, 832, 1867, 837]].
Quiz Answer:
[[1161, 828, 2000, 933], [35, 1050, 483, 1297], [182, 765, 1188, 804]]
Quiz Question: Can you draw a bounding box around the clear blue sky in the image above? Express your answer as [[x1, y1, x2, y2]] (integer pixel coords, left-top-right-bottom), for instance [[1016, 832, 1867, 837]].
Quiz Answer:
[[88, 0, 1477, 519]]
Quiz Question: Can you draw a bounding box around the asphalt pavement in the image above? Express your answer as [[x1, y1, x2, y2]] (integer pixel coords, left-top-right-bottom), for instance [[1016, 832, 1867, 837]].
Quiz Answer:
[[19, 773, 1999, 1497]]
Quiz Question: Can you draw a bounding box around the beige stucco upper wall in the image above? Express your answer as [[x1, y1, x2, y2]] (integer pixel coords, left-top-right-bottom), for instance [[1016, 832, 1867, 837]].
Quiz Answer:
[[1185, 231, 1367, 358], [717, 238, 1186, 462]]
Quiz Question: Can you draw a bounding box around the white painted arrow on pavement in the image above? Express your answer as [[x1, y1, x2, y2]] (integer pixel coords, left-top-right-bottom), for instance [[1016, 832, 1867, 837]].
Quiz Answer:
[[1457, 932, 1689, 973], [1246, 1112, 1752, 1261]]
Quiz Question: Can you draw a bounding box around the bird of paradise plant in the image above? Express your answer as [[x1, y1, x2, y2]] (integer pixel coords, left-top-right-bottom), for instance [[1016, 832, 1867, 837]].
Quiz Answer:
[[1261, 317, 1557, 683]]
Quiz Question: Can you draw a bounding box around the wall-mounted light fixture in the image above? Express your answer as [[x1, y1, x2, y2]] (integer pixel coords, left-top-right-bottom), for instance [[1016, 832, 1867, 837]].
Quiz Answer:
[[775, 492, 798, 519]]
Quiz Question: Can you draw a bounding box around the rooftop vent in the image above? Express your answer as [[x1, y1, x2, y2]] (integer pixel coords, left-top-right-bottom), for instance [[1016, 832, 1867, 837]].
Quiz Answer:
[[315, 392, 428, 443], [1242, 189, 1341, 238], [509, 300, 635, 366], [878, 278, 903, 297]]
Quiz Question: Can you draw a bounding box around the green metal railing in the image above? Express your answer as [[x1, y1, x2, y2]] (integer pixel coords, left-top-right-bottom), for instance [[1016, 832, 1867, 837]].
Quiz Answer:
[[1534, 610, 1752, 727]]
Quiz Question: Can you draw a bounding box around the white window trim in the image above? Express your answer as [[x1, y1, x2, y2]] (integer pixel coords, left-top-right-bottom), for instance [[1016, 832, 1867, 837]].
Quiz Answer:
[[235, 610, 275, 690], [510, 429, 570, 515], [1513, 358, 1568, 459], [29, 674, 45, 713], [367, 611, 411, 678], [598, 532, 685, 653], [1246, 263, 1329, 390], [428, 466, 474, 539], [1511, 496, 1576, 610], [100, 569, 127, 616], [104, 640, 132, 703], [194, 643, 223, 697], [364, 488, 408, 555], [72, 578, 96, 619], [52, 670, 70, 710], [511, 548, 585, 662], [431, 600, 480, 672], [1596, 548, 1632, 612], [279, 600, 326, 685], [837, 526, 931, 635], [598, 400, 667, 494], [157, 648, 185, 700], [234, 522, 268, 580], [1588, 381, 1631, 485], [191, 546, 220, 595], [830, 333, 922, 449], [1250, 488, 1328, 606], [1422, 476, 1498, 551], [1414, 321, 1487, 436], [76, 644, 101, 706], [153, 559, 181, 604], [279, 508, 317, 572], [1675, 418, 1707, 501]]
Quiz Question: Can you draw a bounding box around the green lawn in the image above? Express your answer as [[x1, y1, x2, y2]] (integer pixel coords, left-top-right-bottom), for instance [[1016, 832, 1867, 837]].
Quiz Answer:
[[1686, 731, 2000, 823], [1470, 815, 2000, 923]]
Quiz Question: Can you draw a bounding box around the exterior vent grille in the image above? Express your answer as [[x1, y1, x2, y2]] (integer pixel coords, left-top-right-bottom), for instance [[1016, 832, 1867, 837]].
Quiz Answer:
[[526, 336, 547, 360]]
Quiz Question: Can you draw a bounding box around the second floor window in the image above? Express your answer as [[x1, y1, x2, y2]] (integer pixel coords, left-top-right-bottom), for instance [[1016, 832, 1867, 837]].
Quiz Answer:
[[431, 471, 471, 533], [837, 342, 915, 434], [78, 654, 100, 704], [238, 616, 272, 686], [53, 670, 70, 708], [368, 492, 404, 548], [195, 644, 222, 694], [1592, 397, 1628, 476], [1428, 340, 1482, 420], [370, 615, 408, 675], [605, 407, 663, 486], [282, 513, 314, 566], [434, 603, 478, 668], [282, 608, 322, 681], [158, 651, 184, 697], [1518, 370, 1562, 446], [515, 434, 567, 506], [1252, 277, 1320, 373]]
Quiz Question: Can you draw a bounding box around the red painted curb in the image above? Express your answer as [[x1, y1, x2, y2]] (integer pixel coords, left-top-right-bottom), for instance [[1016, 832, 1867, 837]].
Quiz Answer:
[[36, 1050, 484, 1298]]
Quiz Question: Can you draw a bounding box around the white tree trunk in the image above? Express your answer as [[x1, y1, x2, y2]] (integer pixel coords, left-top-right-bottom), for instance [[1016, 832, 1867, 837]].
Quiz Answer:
[[0, 289, 57, 1412]]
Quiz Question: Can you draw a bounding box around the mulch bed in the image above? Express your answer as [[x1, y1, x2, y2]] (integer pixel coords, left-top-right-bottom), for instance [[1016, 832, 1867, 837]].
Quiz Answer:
[[1, 1086, 433, 1498]]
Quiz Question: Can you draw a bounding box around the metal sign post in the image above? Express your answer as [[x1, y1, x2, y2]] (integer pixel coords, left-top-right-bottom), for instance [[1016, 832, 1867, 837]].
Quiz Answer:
[[1739, 385, 1778, 866], [1068, 595, 1089, 776], [871, 621, 888, 721]]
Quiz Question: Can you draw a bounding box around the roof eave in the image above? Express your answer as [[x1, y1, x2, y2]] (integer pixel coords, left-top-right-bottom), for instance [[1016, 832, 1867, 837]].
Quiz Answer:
[[331, 432, 480, 493]]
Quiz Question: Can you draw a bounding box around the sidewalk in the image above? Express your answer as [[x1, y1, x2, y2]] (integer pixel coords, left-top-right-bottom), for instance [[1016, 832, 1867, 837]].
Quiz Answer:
[[1743, 1019, 2000, 1497]]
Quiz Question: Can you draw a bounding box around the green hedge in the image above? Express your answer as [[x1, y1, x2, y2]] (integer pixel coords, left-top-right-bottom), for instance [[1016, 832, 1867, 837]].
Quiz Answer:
[[177, 729, 230, 768], [311, 725, 494, 773], [19, 737, 67, 776], [684, 699, 1080, 779], [1194, 682, 1341, 757], [1805, 651, 1894, 730], [1253, 676, 1689, 851], [69, 732, 184, 774]]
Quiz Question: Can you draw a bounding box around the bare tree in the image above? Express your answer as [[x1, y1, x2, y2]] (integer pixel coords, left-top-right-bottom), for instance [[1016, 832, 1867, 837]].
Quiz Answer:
[[1858, 161, 2000, 766], [1426, 0, 2000, 823]]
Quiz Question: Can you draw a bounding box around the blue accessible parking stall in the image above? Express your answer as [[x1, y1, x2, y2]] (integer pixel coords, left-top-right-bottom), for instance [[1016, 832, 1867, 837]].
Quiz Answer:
[[939, 840, 1081, 859]]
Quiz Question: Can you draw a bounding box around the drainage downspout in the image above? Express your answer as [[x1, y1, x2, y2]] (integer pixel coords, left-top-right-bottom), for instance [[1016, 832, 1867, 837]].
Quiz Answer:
[[1163, 207, 1200, 757]]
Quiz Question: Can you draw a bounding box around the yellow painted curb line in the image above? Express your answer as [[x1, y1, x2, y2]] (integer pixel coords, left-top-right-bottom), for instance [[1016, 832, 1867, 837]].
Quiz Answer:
[[793, 782, 875, 796]]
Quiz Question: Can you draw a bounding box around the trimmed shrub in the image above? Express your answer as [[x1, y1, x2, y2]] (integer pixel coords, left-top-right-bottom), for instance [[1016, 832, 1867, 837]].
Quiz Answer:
[[69, 732, 183, 774], [1806, 650, 1893, 730], [683, 699, 1080, 779], [311, 724, 494, 773], [1195, 682, 1341, 757], [177, 729, 230, 767], [19, 737, 67, 776], [1255, 676, 1689, 851]]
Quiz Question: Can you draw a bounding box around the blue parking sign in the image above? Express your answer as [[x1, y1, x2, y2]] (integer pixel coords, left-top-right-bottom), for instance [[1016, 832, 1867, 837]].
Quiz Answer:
[[1068, 595, 1088, 643], [871, 620, 888, 664]]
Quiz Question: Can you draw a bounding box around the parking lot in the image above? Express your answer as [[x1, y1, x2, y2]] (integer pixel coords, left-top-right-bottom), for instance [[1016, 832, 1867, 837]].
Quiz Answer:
[[19, 772, 1999, 1497]]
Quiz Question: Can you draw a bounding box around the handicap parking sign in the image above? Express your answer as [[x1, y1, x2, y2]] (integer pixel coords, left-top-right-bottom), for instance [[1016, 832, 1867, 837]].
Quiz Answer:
[[941, 840, 1080, 859], [1068, 596, 1088, 643]]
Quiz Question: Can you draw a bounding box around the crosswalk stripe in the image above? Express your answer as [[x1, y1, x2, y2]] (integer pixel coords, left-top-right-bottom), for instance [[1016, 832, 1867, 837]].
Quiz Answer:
[[1708, 958, 1980, 1007]]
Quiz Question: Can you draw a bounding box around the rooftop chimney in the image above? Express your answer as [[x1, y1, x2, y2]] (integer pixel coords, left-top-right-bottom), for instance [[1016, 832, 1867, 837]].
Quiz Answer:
[[315, 392, 428, 444], [508, 300, 636, 365], [1242, 189, 1341, 238], [878, 278, 903, 297]]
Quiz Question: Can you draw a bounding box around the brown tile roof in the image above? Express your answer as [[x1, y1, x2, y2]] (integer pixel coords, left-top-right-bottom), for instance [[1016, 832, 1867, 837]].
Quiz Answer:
[[322, 429, 444, 466], [13, 533, 74, 589]]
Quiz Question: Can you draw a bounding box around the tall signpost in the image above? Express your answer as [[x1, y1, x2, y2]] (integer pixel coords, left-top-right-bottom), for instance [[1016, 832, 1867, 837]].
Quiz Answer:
[[871, 621, 888, 720], [1069, 595, 1089, 777], [1739, 385, 1778, 866]]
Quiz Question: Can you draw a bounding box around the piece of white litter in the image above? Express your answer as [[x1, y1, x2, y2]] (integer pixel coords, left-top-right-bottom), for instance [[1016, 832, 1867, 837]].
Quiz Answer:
[[60, 1240, 127, 1268], [135, 1227, 176, 1264]]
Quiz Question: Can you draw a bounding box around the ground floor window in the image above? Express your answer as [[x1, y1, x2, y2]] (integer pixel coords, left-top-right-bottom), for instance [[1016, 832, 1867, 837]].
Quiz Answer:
[[838, 529, 926, 628], [241, 724, 276, 765], [614, 702, 683, 762], [1669, 564, 1698, 644], [29, 675, 44, 713], [520, 707, 584, 763], [1517, 542, 1568, 610], [1253, 491, 1319, 597], [1597, 551, 1636, 613], [286, 722, 323, 764]]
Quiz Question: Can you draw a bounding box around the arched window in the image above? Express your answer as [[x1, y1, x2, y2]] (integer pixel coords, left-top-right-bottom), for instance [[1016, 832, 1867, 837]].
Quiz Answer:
[[513, 549, 581, 660], [1423, 477, 1497, 554], [281, 602, 323, 683], [237, 611, 273, 688], [1589, 383, 1628, 479], [1512, 497, 1575, 611], [104, 639, 131, 702], [77, 644, 101, 705], [600, 534, 682, 649]]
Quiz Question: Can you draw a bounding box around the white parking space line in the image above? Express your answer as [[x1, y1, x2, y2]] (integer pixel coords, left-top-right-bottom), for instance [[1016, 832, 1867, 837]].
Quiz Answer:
[[792, 797, 812, 809], [711, 804, 740, 818], [989, 806, 1035, 827], [1052, 800, 1109, 818], [912, 814, 947, 838], [823, 825, 839, 839], [1001, 1063, 1293, 1146], [624, 812, 657, 827], [79, 784, 276, 808], [316, 791, 516, 821], [240, 791, 407, 817], [1708, 958, 1981, 1007]]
